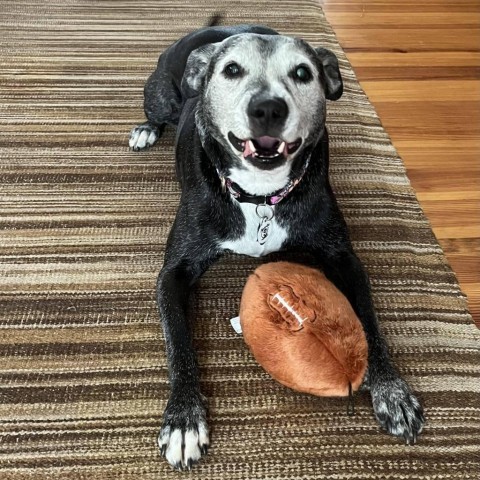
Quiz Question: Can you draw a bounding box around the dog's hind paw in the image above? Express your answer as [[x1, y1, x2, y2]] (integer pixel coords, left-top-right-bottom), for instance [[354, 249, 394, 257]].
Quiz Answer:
[[158, 391, 209, 470], [129, 122, 161, 150], [371, 376, 425, 445]]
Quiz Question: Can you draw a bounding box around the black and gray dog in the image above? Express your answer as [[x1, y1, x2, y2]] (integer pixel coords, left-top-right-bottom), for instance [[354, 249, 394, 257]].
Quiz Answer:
[[130, 19, 425, 470]]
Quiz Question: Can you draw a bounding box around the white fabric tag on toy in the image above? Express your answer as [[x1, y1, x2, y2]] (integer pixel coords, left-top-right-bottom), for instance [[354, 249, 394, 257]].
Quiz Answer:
[[230, 316, 243, 334]]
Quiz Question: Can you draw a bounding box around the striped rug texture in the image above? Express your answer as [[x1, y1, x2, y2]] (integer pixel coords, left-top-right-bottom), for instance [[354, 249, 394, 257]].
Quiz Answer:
[[1, 1, 479, 479]]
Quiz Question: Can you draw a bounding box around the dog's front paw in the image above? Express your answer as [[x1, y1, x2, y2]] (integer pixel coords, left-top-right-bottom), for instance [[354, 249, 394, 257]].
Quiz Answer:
[[129, 122, 161, 150], [371, 376, 425, 445], [158, 390, 209, 470]]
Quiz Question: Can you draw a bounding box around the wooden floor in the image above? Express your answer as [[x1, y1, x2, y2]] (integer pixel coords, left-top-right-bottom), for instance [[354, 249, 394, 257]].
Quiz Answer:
[[320, 0, 480, 326]]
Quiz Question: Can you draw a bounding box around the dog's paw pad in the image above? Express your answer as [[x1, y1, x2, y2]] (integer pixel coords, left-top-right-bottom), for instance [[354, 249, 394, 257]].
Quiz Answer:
[[372, 377, 425, 445], [158, 421, 209, 470], [129, 123, 160, 150]]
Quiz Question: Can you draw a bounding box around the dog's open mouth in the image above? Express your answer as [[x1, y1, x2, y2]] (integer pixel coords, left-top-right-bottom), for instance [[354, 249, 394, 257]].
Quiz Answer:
[[228, 132, 302, 161]]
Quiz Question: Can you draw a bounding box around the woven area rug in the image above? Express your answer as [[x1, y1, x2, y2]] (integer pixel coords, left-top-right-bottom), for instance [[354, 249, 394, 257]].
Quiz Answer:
[[1, 1, 479, 479]]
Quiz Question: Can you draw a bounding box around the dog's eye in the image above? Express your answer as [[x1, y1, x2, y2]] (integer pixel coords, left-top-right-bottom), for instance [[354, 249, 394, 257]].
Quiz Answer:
[[293, 65, 312, 82], [223, 62, 243, 78]]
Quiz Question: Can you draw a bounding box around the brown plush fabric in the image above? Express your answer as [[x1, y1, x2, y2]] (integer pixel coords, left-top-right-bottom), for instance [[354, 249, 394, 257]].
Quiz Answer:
[[240, 262, 368, 397], [1, 1, 479, 479]]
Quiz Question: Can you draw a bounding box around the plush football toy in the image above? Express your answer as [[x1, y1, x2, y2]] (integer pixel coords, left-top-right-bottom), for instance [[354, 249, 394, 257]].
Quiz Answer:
[[239, 262, 368, 405]]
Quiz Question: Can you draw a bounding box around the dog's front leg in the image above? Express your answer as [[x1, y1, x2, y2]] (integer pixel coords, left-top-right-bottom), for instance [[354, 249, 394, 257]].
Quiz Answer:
[[318, 249, 425, 444], [156, 245, 219, 470]]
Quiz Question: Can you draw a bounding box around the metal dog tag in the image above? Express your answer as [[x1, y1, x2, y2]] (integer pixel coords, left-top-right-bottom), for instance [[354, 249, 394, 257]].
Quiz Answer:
[[256, 203, 274, 245], [257, 216, 271, 245]]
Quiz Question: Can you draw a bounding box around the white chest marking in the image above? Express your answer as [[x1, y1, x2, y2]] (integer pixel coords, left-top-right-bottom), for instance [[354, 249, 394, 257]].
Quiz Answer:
[[219, 202, 288, 257]]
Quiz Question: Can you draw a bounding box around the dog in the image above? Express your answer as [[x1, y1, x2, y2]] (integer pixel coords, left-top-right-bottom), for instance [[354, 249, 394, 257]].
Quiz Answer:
[[129, 19, 425, 470]]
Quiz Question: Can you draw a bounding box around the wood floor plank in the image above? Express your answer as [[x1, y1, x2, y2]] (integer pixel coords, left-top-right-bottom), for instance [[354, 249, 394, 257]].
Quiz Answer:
[[360, 80, 480, 102], [333, 28, 480, 51], [419, 199, 480, 227], [352, 66, 480, 81], [326, 12, 480, 27], [347, 52, 480, 67], [407, 170, 479, 192], [324, 0, 478, 6]]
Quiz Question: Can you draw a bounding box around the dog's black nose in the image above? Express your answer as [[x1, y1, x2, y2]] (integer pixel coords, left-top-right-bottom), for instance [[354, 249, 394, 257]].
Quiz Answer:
[[247, 96, 289, 134]]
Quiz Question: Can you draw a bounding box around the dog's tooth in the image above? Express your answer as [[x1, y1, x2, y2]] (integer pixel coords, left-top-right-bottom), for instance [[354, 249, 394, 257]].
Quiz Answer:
[[277, 141, 286, 154], [243, 140, 256, 158]]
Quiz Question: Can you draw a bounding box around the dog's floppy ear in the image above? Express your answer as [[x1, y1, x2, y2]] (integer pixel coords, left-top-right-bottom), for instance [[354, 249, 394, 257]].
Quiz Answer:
[[181, 43, 218, 98], [315, 47, 343, 101]]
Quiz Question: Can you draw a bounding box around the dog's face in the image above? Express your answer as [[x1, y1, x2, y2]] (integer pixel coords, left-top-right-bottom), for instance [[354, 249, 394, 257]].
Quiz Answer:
[[182, 33, 342, 177]]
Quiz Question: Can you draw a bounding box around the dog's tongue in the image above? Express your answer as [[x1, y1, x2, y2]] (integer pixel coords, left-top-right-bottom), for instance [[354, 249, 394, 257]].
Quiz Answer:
[[255, 136, 279, 149], [243, 136, 286, 158]]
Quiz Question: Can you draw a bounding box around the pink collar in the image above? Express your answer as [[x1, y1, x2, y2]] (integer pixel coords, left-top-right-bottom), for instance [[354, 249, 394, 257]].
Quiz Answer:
[[218, 155, 311, 206]]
